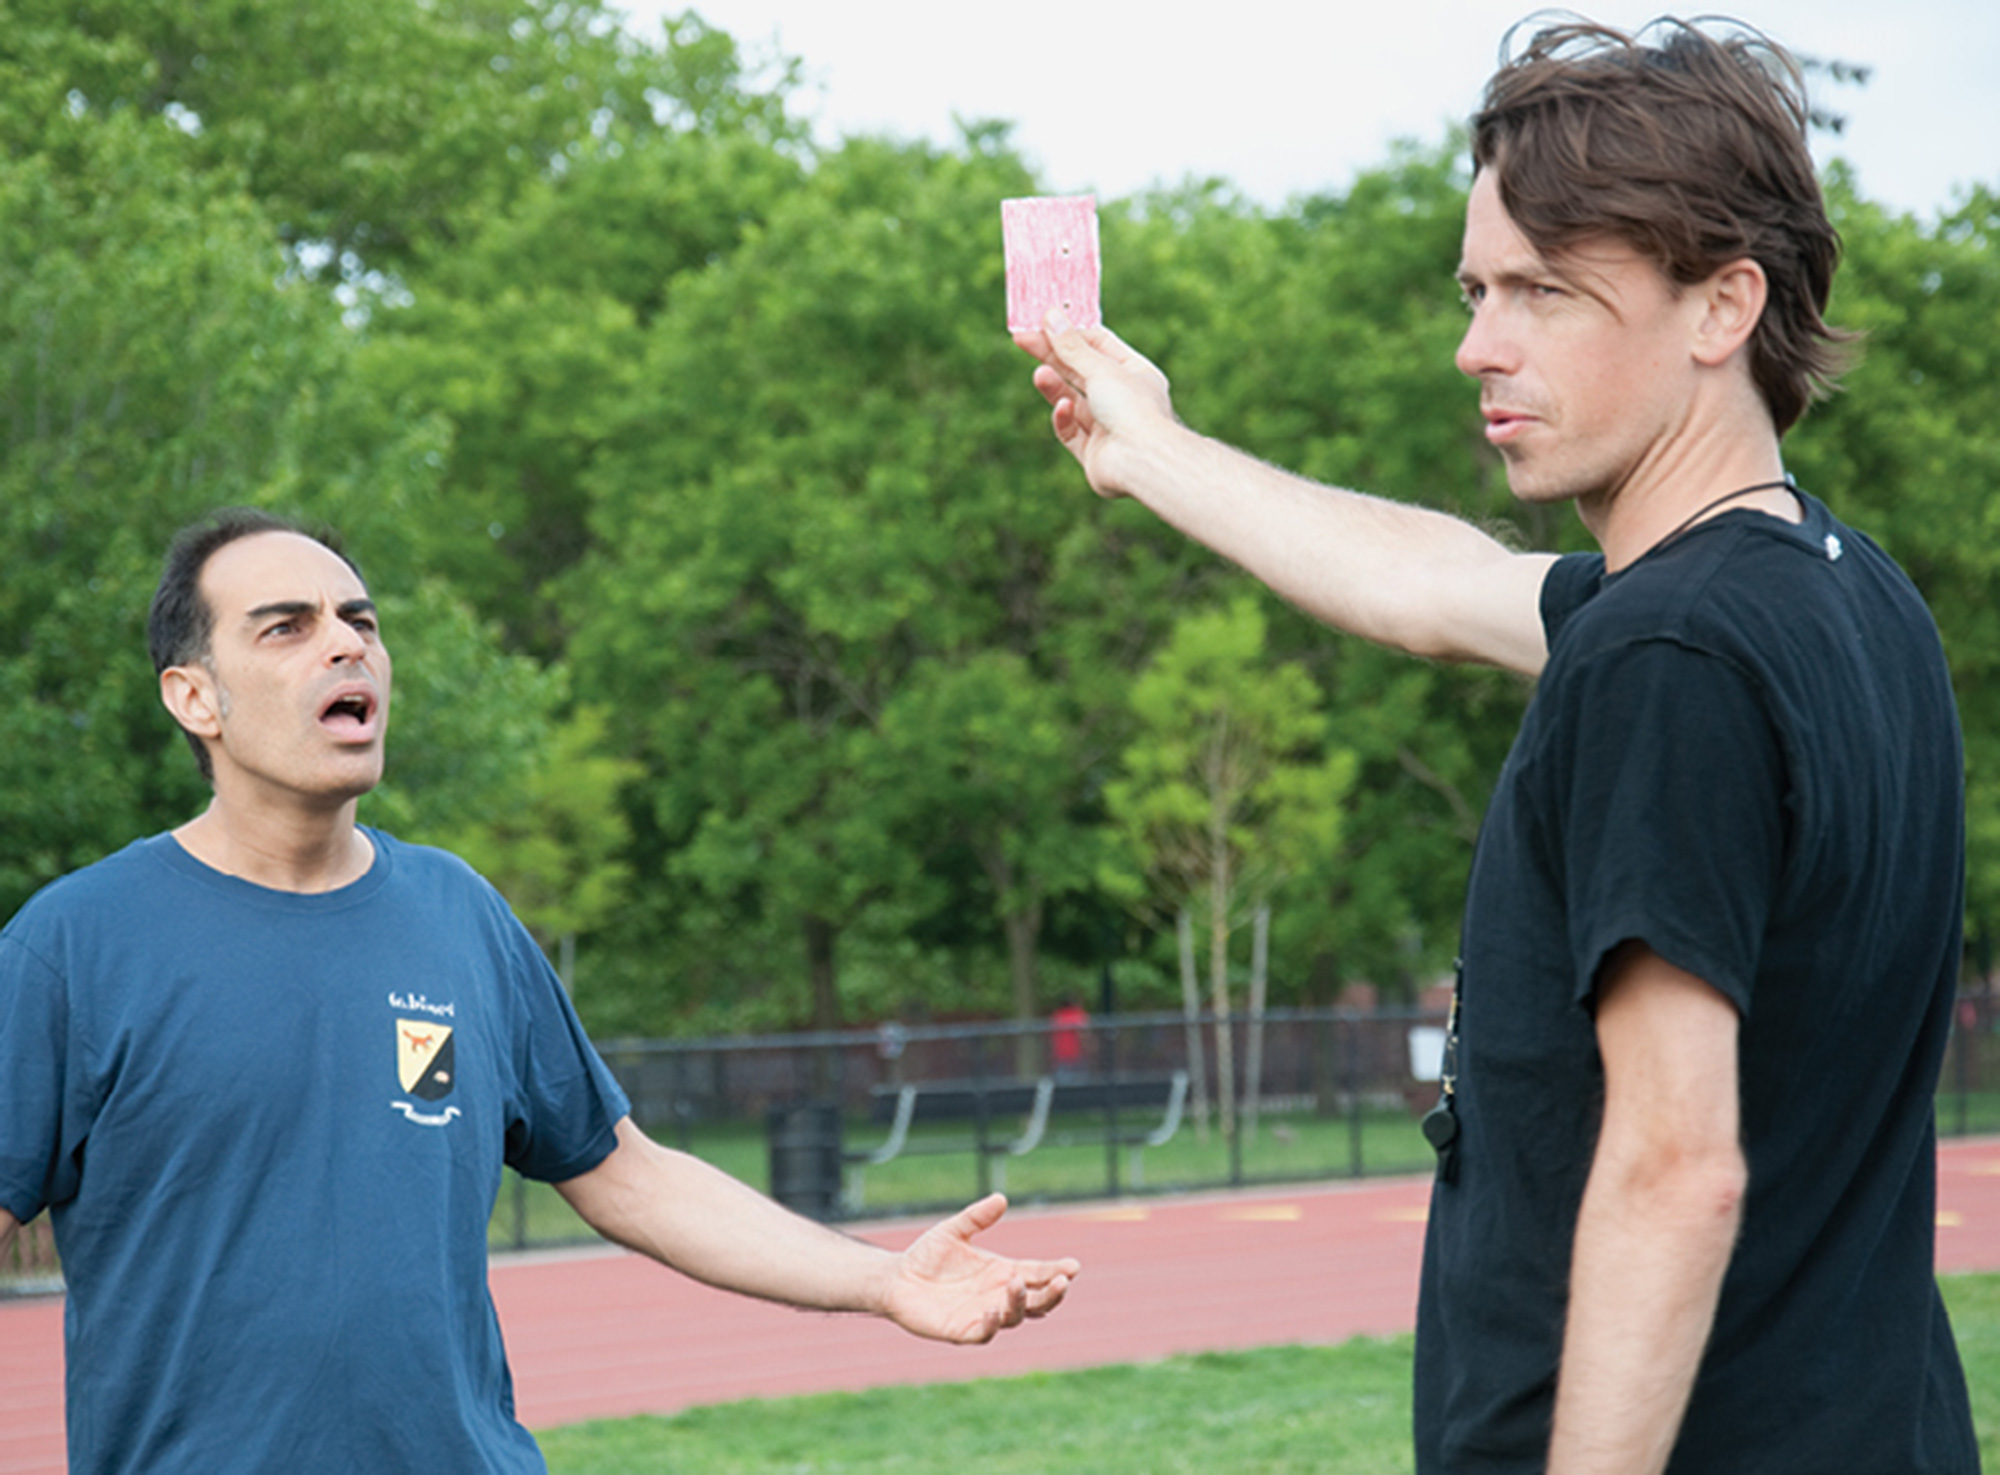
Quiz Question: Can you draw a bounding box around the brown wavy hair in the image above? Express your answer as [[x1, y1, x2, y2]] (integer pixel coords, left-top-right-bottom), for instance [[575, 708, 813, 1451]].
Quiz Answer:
[[1471, 16, 1852, 434]]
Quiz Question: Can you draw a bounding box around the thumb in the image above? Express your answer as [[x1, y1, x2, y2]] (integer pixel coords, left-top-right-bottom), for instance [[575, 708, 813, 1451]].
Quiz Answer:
[[1040, 311, 1164, 409], [949, 1192, 1009, 1240], [1041, 307, 1125, 374]]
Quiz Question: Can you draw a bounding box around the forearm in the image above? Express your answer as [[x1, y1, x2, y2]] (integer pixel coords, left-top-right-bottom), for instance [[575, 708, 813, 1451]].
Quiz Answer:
[[559, 1119, 1077, 1345], [1114, 420, 1552, 674], [1550, 1133, 1745, 1473], [0, 1207, 17, 1263], [557, 1121, 894, 1314]]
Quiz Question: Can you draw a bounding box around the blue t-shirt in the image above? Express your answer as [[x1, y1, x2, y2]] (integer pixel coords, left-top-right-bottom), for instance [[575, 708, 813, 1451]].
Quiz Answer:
[[0, 830, 630, 1473]]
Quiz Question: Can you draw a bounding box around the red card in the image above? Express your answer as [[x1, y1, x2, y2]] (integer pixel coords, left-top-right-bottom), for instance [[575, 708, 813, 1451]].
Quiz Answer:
[[1002, 195, 1101, 332]]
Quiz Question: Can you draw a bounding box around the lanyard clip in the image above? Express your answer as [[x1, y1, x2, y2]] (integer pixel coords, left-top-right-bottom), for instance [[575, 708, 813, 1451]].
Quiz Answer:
[[1424, 958, 1464, 1184]]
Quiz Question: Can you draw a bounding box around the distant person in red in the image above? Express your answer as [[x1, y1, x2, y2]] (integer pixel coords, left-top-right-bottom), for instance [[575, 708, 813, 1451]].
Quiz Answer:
[[1050, 996, 1090, 1080]]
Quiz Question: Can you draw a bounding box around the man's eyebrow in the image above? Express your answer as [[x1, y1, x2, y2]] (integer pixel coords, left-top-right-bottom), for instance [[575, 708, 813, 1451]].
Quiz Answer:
[[1456, 263, 1550, 289], [242, 598, 377, 622], [245, 600, 317, 623]]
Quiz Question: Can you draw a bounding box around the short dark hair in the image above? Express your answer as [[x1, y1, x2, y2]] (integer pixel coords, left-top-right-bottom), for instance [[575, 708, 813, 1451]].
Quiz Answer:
[[149, 507, 364, 781], [1471, 16, 1852, 434]]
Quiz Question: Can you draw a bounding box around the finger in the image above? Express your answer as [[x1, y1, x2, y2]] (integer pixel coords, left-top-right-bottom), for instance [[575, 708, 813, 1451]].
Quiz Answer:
[[955, 1284, 1020, 1345], [1030, 362, 1073, 411], [1022, 1272, 1073, 1318], [996, 1274, 1029, 1332], [1043, 309, 1138, 372], [1034, 368, 1094, 437], [1039, 389, 1099, 454], [1052, 399, 1102, 466], [948, 1192, 1009, 1240], [1017, 1256, 1083, 1285]]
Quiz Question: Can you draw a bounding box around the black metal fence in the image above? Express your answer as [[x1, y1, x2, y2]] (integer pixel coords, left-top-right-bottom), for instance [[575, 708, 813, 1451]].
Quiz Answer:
[[10, 998, 2000, 1292], [602, 1006, 1443, 1149], [498, 989, 2000, 1241], [1, 1213, 61, 1296], [597, 1006, 1454, 1221]]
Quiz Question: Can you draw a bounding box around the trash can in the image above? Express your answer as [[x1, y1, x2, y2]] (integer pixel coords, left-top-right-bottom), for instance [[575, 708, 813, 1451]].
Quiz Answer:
[[767, 1100, 844, 1221]]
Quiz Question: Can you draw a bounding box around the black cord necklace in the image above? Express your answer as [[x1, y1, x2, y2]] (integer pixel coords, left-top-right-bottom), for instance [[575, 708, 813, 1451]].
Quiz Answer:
[[1657, 477, 1798, 548]]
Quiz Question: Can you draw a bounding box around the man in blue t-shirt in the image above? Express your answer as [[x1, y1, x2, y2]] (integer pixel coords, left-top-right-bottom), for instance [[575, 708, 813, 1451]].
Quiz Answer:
[[0, 509, 1079, 1474], [1015, 15, 1973, 1475]]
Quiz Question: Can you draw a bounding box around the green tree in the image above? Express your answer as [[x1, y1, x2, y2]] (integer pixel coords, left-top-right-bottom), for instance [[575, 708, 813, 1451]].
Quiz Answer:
[[0, 61, 562, 919], [356, 112, 806, 649], [429, 705, 641, 971], [565, 127, 1141, 1032], [1099, 144, 1535, 999], [4, 1, 813, 654], [5, 0, 800, 272], [1105, 597, 1356, 1138], [874, 652, 1109, 1070], [0, 104, 350, 909], [1786, 174, 2000, 958]]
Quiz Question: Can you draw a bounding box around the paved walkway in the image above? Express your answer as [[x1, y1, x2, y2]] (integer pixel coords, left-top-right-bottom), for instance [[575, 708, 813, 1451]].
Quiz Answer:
[[6, 1138, 2000, 1473]]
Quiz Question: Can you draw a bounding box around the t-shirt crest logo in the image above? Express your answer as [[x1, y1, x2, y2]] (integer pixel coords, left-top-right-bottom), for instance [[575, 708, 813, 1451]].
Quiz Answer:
[[396, 1020, 456, 1101]]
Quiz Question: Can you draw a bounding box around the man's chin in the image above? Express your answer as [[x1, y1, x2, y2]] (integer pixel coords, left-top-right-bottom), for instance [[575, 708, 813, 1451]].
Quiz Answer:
[[1498, 459, 1549, 498], [1503, 466, 1593, 511], [319, 756, 387, 805]]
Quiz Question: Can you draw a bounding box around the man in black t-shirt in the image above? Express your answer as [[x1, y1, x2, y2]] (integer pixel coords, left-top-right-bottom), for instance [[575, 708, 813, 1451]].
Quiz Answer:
[[1015, 15, 1975, 1474]]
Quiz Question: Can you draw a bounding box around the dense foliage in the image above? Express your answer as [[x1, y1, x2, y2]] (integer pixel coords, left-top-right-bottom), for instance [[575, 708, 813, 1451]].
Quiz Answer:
[[3, 2, 1995, 1035]]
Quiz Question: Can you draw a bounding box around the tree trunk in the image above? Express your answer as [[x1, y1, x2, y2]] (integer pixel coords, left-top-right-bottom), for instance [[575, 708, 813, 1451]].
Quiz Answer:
[[979, 845, 1046, 1079], [1209, 802, 1236, 1143], [803, 914, 841, 1096], [1004, 897, 1044, 1079], [1177, 907, 1211, 1140], [1244, 904, 1270, 1139]]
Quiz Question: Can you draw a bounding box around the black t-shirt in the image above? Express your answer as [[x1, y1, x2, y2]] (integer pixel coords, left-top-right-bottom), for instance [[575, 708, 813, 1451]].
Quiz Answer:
[[1413, 492, 1977, 1473]]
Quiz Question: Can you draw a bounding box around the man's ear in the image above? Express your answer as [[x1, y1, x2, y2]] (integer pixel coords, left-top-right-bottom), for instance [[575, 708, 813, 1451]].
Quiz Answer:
[[160, 664, 222, 743], [1691, 257, 1768, 368]]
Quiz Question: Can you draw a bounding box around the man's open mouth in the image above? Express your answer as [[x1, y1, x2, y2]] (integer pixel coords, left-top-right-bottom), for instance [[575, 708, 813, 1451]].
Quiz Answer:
[[319, 688, 379, 733]]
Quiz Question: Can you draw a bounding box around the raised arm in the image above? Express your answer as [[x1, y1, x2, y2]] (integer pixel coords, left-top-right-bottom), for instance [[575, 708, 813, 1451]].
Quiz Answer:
[[555, 1118, 1079, 1345], [1016, 314, 1555, 677]]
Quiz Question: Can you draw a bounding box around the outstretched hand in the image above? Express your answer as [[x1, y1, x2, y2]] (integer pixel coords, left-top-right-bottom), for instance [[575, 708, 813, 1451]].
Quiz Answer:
[[1013, 310, 1178, 498], [880, 1193, 1080, 1345]]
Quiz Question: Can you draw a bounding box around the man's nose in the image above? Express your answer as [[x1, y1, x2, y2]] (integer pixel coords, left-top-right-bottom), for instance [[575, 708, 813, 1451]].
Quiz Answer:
[[326, 621, 368, 664], [1455, 303, 1515, 380]]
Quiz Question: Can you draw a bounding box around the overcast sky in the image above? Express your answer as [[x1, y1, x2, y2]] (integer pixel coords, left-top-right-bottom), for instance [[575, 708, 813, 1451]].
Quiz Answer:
[[616, 1, 1996, 221]]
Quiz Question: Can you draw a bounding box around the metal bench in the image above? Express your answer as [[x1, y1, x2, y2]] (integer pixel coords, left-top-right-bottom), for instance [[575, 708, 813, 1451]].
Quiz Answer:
[[1033, 1070, 1190, 1188], [843, 1071, 1189, 1207]]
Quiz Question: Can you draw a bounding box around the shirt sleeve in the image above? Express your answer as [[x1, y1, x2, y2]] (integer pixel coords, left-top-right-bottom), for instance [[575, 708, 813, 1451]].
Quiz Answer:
[[497, 916, 630, 1183], [0, 933, 68, 1222], [1539, 551, 1607, 648], [1542, 637, 1788, 1016]]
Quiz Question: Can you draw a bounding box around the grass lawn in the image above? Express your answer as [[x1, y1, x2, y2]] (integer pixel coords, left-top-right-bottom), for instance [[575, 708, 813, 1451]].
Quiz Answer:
[[538, 1339, 1415, 1474], [537, 1273, 2000, 1473]]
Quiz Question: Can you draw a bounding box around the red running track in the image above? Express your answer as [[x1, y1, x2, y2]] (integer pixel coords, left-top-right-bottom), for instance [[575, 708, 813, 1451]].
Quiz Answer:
[[7, 1138, 2000, 1473]]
